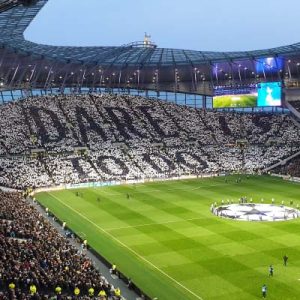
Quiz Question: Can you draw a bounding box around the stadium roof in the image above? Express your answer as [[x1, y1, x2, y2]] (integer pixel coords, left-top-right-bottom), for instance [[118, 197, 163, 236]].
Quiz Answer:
[[1, 0, 300, 94], [2, 0, 300, 66]]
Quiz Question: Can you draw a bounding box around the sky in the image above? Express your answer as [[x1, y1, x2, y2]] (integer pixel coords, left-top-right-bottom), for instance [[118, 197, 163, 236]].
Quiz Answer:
[[24, 0, 300, 51]]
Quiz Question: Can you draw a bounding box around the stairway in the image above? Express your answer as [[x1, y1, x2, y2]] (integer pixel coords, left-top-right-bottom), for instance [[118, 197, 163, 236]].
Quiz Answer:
[[285, 100, 300, 120], [263, 150, 300, 173]]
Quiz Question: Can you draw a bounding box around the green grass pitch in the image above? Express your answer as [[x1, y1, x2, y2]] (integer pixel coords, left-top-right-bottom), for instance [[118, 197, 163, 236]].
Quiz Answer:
[[35, 175, 300, 300]]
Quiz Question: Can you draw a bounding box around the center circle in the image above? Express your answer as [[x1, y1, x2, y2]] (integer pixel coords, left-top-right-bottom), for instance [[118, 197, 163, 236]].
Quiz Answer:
[[212, 203, 300, 222]]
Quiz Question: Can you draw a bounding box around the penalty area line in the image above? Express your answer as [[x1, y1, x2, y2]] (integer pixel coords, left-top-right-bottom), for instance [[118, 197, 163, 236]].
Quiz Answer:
[[47, 192, 204, 300]]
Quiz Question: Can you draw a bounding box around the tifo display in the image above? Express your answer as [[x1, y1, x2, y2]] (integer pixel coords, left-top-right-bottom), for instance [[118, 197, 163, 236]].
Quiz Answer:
[[0, 94, 299, 189]]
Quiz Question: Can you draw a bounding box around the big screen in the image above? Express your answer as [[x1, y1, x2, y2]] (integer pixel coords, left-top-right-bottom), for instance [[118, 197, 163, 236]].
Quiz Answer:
[[213, 82, 282, 108], [257, 82, 282, 107], [213, 85, 258, 108], [213, 94, 257, 108], [256, 57, 284, 74]]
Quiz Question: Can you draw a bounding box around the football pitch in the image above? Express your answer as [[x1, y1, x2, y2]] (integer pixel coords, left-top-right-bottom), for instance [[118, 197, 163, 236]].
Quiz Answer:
[[35, 175, 300, 300]]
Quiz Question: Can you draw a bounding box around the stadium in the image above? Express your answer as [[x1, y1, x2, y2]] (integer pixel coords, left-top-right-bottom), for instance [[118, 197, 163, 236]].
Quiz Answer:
[[1, 0, 300, 299]]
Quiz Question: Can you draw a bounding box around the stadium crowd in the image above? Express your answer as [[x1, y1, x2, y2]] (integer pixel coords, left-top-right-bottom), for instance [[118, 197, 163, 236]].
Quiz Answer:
[[0, 191, 123, 299], [0, 94, 300, 188]]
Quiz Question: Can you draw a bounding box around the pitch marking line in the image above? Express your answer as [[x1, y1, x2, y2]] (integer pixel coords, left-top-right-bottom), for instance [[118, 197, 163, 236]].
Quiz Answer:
[[48, 192, 204, 300], [105, 217, 204, 231], [98, 183, 225, 196]]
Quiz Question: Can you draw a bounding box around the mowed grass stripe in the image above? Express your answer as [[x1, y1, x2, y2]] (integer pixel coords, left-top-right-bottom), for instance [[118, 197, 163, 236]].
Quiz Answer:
[[37, 193, 189, 299], [51, 190, 235, 298], [36, 176, 300, 300], [86, 183, 210, 230], [48, 177, 300, 298], [46, 192, 205, 300], [123, 222, 293, 298], [79, 191, 196, 240]]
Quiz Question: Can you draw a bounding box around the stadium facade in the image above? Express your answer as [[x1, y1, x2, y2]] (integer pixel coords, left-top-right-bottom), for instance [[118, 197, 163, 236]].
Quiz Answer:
[[1, 0, 300, 107]]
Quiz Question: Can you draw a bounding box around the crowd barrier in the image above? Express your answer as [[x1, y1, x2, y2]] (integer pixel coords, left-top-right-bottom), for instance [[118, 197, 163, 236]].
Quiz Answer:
[[270, 173, 300, 183], [0, 186, 20, 192]]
